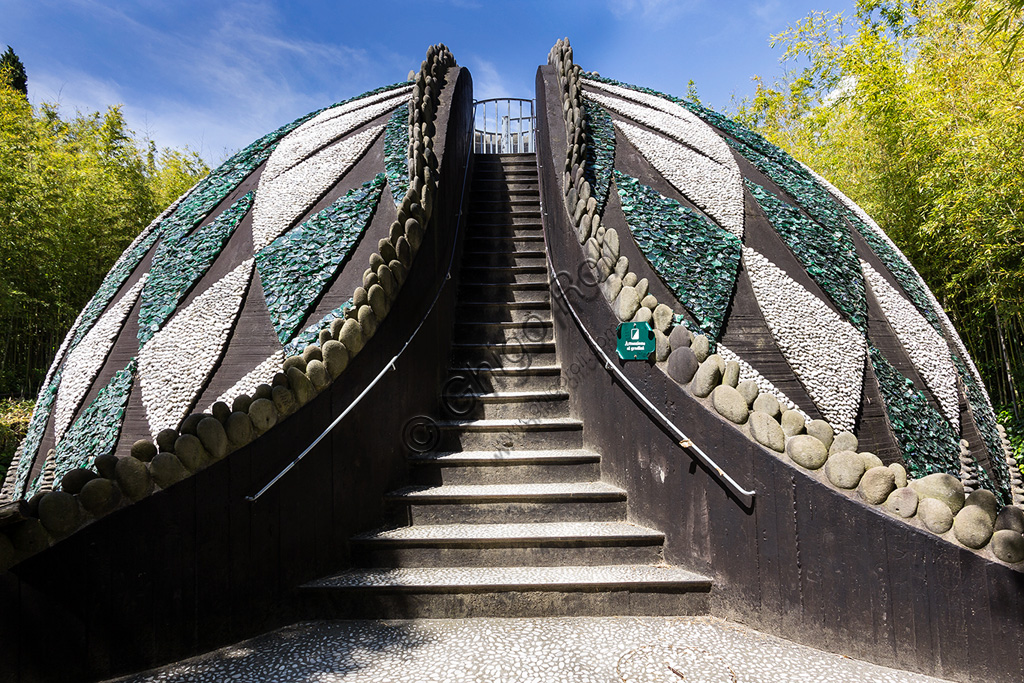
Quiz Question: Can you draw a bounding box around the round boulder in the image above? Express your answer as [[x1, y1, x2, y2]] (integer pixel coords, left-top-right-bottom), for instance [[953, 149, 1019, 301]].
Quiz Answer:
[[115, 456, 152, 501], [825, 451, 865, 489], [964, 489, 1000, 523], [781, 410, 805, 436], [156, 428, 178, 453], [616, 286, 641, 321], [690, 356, 724, 398], [301, 344, 322, 364], [859, 466, 896, 504], [995, 505, 1024, 534], [211, 401, 231, 423], [286, 366, 315, 405], [859, 452, 884, 470], [918, 497, 954, 534], [806, 420, 834, 451], [752, 394, 781, 421], [953, 505, 995, 549], [60, 468, 98, 495], [712, 385, 749, 424], [93, 454, 118, 480], [909, 473, 965, 515], [884, 487, 919, 518], [225, 412, 255, 446], [248, 398, 278, 433], [272, 385, 298, 416], [173, 434, 209, 472], [690, 335, 710, 362], [668, 325, 692, 351], [339, 319, 365, 356], [306, 359, 330, 392], [722, 361, 740, 388], [150, 452, 191, 489], [652, 304, 673, 332], [197, 417, 229, 460], [38, 491, 82, 536], [749, 412, 785, 453], [130, 439, 157, 462], [991, 529, 1024, 564], [787, 435, 828, 470], [888, 462, 908, 488], [322, 340, 350, 378], [667, 347, 699, 385], [737, 380, 759, 407], [78, 478, 121, 516], [829, 431, 858, 455]]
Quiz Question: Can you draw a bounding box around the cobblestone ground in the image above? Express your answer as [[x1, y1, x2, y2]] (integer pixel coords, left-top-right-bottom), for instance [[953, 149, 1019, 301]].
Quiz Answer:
[[108, 616, 951, 683]]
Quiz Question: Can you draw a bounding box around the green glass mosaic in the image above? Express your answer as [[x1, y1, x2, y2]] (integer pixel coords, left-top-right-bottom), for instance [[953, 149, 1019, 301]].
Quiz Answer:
[[615, 169, 741, 341], [11, 370, 61, 499], [746, 180, 866, 331], [51, 358, 136, 487], [138, 192, 253, 347], [953, 354, 1012, 504], [583, 101, 615, 215], [257, 173, 386, 345], [869, 345, 961, 479], [383, 103, 410, 208], [284, 297, 354, 356]]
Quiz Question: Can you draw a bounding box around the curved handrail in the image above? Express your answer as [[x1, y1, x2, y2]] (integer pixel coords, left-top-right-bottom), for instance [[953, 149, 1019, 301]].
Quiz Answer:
[[246, 110, 475, 503]]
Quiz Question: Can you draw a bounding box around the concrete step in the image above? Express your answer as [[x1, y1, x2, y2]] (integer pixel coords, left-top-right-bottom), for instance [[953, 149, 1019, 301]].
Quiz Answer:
[[434, 416, 582, 451], [466, 226, 544, 241], [409, 448, 599, 485], [387, 481, 625, 524], [351, 522, 665, 567], [461, 250, 546, 268], [469, 212, 542, 225], [299, 565, 712, 618], [454, 320, 553, 344], [470, 188, 539, 201], [456, 301, 551, 323], [459, 282, 550, 304], [438, 388, 569, 420], [448, 365, 562, 392]]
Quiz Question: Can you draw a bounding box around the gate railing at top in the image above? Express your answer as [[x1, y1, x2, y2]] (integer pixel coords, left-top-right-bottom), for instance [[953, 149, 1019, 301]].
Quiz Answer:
[[474, 98, 536, 154]]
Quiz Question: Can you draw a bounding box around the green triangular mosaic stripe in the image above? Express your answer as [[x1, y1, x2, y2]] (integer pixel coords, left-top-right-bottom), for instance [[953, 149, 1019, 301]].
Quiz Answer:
[[10, 370, 60, 499], [869, 345, 961, 480], [51, 358, 135, 490], [584, 101, 615, 216], [138, 192, 254, 347], [257, 173, 386, 345], [285, 297, 354, 357], [746, 180, 866, 332], [615, 169, 740, 341], [953, 355, 1012, 504], [384, 103, 410, 208]]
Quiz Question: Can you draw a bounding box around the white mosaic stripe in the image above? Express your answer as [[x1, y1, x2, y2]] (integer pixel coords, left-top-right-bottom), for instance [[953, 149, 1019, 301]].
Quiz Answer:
[[52, 275, 147, 444], [251, 124, 384, 251], [717, 342, 810, 420], [263, 90, 408, 184], [140, 259, 253, 438], [583, 80, 737, 168], [613, 119, 744, 238], [209, 349, 285, 411], [861, 260, 960, 426], [805, 162, 994, 410], [743, 247, 865, 432]]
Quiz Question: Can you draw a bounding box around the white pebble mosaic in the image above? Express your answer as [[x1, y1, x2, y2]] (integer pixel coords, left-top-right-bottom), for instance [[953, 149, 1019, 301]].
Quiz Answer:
[[743, 247, 865, 432], [861, 260, 960, 426], [140, 259, 253, 438], [210, 349, 285, 411], [52, 275, 147, 444], [252, 124, 385, 251]]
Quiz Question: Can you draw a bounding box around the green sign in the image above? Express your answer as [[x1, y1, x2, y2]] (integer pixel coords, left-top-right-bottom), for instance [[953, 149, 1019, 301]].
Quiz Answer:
[[616, 321, 655, 360]]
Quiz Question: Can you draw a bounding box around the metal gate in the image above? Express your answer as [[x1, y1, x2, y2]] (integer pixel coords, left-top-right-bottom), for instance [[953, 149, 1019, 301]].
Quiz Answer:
[[473, 98, 536, 154]]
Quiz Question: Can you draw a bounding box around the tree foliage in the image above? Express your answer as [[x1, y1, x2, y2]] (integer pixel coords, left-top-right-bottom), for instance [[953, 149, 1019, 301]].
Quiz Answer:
[[733, 0, 1024, 412], [0, 77, 210, 397], [0, 46, 27, 96]]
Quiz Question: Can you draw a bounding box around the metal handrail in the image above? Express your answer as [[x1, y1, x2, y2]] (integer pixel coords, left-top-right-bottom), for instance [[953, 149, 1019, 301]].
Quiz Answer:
[[473, 98, 536, 154], [246, 110, 475, 503]]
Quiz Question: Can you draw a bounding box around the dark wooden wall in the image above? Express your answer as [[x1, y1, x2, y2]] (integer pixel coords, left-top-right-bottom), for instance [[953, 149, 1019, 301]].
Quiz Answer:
[[0, 66, 473, 683], [537, 64, 1024, 683]]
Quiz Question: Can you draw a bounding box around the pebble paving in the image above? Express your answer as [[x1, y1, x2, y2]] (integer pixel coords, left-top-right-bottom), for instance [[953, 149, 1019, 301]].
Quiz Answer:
[[108, 616, 950, 683]]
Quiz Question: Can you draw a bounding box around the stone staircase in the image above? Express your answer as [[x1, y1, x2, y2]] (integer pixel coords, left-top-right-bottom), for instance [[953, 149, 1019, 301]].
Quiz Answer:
[[300, 153, 711, 618]]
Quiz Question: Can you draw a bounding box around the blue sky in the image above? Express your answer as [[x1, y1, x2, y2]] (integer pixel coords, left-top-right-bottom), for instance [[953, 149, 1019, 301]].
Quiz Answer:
[[1, 0, 855, 163]]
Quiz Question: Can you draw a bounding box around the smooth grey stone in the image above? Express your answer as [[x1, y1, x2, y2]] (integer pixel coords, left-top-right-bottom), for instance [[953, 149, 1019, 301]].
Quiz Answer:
[[253, 384, 273, 401], [953, 505, 995, 549], [306, 359, 330, 392], [616, 286, 641, 321], [596, 256, 613, 282], [378, 238, 398, 264], [368, 284, 389, 319], [752, 394, 781, 420], [362, 270, 378, 290], [712, 385, 749, 424], [635, 278, 649, 300], [340, 319, 365, 356], [884, 487, 919, 518], [226, 412, 254, 446], [197, 417, 229, 460], [211, 401, 231, 423], [390, 260, 407, 286], [781, 410, 805, 436], [377, 264, 397, 299], [667, 347, 699, 385], [749, 412, 785, 452], [353, 286, 368, 309], [787, 435, 828, 470], [614, 256, 629, 279], [282, 355, 306, 373], [910, 473, 965, 515], [737, 380, 759, 407], [368, 252, 385, 272], [964, 489, 1000, 522], [318, 328, 332, 346], [995, 506, 1024, 533], [652, 304, 673, 332], [78, 478, 120, 516], [631, 307, 652, 324], [60, 468, 97, 495], [860, 452, 884, 470], [690, 358, 723, 398], [601, 274, 622, 302], [396, 236, 412, 268], [602, 240, 617, 263], [888, 462, 908, 488], [151, 452, 191, 489], [859, 466, 896, 504], [360, 304, 379, 341], [830, 431, 858, 454], [115, 456, 152, 501], [576, 214, 592, 243], [323, 340, 350, 378], [585, 237, 600, 264], [991, 529, 1024, 563], [641, 294, 658, 310], [174, 434, 209, 472], [231, 394, 253, 414], [94, 454, 118, 480], [653, 329, 670, 362], [248, 398, 278, 434], [604, 227, 619, 259], [918, 497, 954, 533], [668, 325, 692, 351], [405, 218, 424, 252], [825, 451, 865, 489], [622, 272, 638, 288], [272, 371, 288, 388], [690, 335, 710, 362], [38, 491, 81, 536], [130, 439, 157, 462], [722, 361, 739, 388], [806, 420, 834, 450], [272, 385, 298, 416]]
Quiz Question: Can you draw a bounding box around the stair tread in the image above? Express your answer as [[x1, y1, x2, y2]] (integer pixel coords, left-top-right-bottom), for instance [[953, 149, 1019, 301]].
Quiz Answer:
[[450, 365, 560, 374], [306, 564, 711, 590], [436, 417, 580, 431], [440, 389, 567, 400], [409, 448, 599, 464], [389, 481, 622, 500], [354, 521, 664, 543]]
